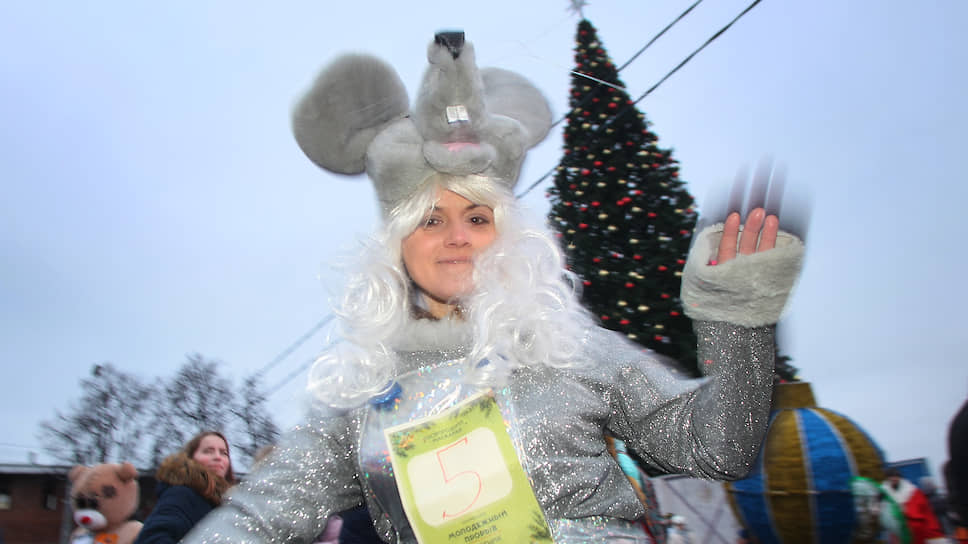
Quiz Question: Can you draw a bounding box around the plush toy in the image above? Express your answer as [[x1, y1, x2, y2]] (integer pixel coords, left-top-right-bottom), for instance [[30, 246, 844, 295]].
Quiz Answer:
[[69, 462, 143, 544]]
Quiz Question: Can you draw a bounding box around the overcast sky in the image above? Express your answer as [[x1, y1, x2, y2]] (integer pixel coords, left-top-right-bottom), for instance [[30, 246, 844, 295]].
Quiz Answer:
[[2, 1, 966, 484]]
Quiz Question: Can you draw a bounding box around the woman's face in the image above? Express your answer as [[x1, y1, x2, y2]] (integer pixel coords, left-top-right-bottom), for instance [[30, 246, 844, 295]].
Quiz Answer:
[[402, 189, 497, 318], [192, 434, 230, 479]]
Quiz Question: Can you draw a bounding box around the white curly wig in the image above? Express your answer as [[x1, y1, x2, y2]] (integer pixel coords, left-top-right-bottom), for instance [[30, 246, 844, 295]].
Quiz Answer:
[[307, 173, 595, 410]]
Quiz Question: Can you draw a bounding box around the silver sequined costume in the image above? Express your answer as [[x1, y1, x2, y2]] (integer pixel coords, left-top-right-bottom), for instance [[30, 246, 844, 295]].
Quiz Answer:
[[183, 318, 774, 544]]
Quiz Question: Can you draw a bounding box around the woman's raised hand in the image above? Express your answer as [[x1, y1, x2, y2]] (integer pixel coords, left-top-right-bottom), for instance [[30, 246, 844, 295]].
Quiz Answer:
[[715, 208, 780, 264]]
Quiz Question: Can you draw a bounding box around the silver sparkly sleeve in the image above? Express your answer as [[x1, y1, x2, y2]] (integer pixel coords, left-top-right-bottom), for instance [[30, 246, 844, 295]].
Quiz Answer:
[[608, 321, 774, 480], [182, 410, 364, 544]]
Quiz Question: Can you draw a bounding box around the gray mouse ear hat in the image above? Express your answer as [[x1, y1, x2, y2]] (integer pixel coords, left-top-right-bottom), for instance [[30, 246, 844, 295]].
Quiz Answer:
[[292, 31, 553, 216]]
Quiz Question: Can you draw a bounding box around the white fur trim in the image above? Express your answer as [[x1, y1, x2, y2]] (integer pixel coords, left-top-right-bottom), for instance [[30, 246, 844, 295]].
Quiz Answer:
[[387, 316, 473, 352], [881, 478, 917, 506], [680, 223, 803, 327]]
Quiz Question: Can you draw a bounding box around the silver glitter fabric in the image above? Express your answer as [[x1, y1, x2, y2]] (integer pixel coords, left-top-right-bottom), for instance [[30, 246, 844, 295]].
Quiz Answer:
[[183, 319, 773, 544]]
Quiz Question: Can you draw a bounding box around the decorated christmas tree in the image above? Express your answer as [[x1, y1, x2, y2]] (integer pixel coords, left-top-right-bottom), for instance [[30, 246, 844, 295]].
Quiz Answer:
[[548, 18, 700, 374], [774, 351, 800, 383]]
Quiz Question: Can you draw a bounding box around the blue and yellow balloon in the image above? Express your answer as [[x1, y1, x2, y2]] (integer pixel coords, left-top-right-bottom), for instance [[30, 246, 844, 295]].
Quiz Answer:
[[725, 382, 887, 544]]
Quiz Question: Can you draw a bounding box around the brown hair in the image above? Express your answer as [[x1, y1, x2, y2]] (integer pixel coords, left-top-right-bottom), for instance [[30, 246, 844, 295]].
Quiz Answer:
[[182, 430, 236, 484]]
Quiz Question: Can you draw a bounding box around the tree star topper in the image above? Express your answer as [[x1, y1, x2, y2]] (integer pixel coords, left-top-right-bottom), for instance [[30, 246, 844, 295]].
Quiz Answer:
[[568, 0, 589, 17]]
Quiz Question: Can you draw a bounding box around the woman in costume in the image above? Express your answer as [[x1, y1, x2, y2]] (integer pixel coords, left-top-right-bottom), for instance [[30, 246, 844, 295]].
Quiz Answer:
[[183, 32, 803, 544], [135, 431, 236, 544]]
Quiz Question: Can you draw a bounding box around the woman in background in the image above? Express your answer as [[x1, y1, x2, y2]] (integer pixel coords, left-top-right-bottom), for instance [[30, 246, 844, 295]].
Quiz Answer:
[[135, 431, 235, 544]]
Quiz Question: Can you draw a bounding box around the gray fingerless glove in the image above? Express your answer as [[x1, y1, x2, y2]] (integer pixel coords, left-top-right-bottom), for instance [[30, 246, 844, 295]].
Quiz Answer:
[[681, 223, 804, 327]]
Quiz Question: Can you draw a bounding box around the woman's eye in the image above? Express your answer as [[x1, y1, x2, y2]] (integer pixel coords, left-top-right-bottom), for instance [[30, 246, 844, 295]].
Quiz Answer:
[[469, 215, 491, 225], [423, 217, 441, 227]]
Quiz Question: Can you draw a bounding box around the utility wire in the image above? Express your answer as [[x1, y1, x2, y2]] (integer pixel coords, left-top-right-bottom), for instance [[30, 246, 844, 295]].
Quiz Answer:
[[0, 442, 39, 450], [252, 314, 333, 378], [616, 0, 705, 72], [517, 0, 765, 199], [550, 0, 704, 131], [267, 355, 321, 396], [628, 0, 763, 108]]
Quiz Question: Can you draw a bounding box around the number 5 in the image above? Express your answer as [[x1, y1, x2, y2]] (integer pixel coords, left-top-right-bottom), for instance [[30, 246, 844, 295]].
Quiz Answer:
[[405, 427, 512, 527], [436, 437, 483, 519]]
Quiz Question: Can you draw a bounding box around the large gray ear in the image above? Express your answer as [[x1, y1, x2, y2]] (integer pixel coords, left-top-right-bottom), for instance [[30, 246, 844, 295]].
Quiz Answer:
[[292, 53, 410, 174], [481, 67, 552, 148]]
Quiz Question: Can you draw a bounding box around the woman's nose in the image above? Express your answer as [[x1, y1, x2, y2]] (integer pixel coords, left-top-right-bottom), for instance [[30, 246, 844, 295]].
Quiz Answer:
[[444, 222, 470, 246]]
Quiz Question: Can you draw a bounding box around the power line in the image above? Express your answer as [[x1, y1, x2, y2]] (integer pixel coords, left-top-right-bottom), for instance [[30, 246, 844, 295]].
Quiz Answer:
[[550, 0, 705, 131], [266, 354, 322, 396], [628, 0, 763, 108], [0, 442, 39, 450], [252, 314, 333, 378], [517, 0, 766, 200], [616, 0, 705, 72]]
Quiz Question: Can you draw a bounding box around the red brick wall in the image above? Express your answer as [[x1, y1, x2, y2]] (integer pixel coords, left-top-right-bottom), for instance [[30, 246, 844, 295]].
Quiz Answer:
[[0, 474, 69, 544]]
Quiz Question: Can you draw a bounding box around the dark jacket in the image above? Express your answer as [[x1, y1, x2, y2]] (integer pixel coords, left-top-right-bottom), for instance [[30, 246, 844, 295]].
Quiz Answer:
[[337, 506, 383, 543], [134, 454, 231, 544]]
